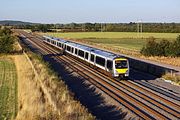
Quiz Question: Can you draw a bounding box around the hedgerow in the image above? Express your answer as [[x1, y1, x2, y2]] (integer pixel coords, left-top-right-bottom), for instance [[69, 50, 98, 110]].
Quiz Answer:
[[141, 35, 180, 57]]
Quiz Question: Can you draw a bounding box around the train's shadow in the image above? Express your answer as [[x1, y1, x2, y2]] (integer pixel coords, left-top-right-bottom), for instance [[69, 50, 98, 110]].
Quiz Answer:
[[43, 53, 128, 120], [129, 68, 157, 81]]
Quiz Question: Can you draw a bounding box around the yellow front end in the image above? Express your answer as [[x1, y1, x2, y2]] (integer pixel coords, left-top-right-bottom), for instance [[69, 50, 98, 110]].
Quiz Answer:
[[116, 68, 128, 74], [114, 58, 129, 77]]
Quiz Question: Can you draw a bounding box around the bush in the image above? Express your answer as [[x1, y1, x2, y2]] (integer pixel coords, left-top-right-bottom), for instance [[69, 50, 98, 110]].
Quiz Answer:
[[140, 37, 159, 56], [174, 35, 180, 56], [159, 39, 170, 56], [141, 35, 180, 57], [0, 28, 15, 53]]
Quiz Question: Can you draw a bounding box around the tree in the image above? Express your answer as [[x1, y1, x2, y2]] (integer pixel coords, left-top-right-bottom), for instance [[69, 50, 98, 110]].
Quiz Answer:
[[0, 28, 15, 53]]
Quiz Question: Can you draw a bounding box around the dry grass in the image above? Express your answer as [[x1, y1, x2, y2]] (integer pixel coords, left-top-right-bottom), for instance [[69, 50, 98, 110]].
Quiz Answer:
[[13, 52, 94, 120], [13, 54, 49, 120], [13, 41, 22, 52], [27, 52, 94, 120], [139, 56, 180, 67], [162, 73, 180, 85]]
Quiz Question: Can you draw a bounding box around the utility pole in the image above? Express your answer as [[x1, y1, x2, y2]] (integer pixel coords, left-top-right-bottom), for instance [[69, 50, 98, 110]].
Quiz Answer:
[[101, 23, 103, 32], [137, 20, 143, 38], [82, 23, 86, 32], [137, 21, 139, 38]]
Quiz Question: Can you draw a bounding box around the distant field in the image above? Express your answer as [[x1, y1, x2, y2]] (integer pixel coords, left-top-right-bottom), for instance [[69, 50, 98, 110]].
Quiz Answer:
[[43, 32, 180, 39], [0, 58, 17, 120], [42, 32, 180, 50], [83, 38, 146, 50]]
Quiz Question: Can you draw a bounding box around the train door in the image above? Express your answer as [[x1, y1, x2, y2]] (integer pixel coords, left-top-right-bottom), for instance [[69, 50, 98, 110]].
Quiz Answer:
[[106, 60, 113, 74]]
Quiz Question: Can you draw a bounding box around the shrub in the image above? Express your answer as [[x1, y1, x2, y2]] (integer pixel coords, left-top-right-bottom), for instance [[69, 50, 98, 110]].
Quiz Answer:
[[0, 28, 15, 54], [174, 35, 180, 56], [141, 35, 180, 57], [159, 39, 170, 56], [0, 35, 14, 53], [140, 37, 159, 56]]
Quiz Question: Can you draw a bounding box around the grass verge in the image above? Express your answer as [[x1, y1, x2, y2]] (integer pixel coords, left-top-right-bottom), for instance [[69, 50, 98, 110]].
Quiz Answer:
[[162, 73, 180, 85], [14, 50, 94, 119]]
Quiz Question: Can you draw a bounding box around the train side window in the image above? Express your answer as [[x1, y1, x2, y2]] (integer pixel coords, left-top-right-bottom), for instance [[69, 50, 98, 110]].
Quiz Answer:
[[78, 50, 84, 58], [107, 60, 113, 70], [71, 47, 74, 53], [67, 46, 71, 52], [58, 43, 61, 47], [96, 56, 105, 67], [75, 48, 78, 55], [90, 54, 94, 62], [85, 52, 89, 60]]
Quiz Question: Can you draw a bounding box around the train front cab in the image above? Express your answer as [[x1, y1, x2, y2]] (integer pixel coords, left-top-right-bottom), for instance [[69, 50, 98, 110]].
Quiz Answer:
[[113, 58, 129, 78]]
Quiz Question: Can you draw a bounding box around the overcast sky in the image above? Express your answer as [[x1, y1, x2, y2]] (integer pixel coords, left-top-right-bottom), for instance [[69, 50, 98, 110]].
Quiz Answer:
[[0, 0, 179, 23]]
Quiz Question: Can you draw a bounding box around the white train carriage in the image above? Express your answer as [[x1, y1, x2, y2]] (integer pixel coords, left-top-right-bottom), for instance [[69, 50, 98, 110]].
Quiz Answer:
[[43, 36, 129, 78]]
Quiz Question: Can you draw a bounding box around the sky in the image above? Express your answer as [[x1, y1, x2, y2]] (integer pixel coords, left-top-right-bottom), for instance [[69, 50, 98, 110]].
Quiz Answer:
[[0, 0, 180, 23]]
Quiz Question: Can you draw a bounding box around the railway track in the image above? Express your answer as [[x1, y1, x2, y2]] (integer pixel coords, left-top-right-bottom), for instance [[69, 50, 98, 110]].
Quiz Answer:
[[17, 30, 180, 120], [132, 80, 180, 101]]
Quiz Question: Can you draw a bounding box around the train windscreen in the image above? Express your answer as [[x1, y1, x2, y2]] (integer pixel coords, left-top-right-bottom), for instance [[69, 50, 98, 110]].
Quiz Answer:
[[115, 60, 128, 69]]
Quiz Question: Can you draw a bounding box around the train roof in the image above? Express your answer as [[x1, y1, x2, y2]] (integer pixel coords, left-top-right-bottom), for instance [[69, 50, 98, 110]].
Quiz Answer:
[[65, 39, 120, 59], [44, 35, 67, 43], [43, 35, 123, 60]]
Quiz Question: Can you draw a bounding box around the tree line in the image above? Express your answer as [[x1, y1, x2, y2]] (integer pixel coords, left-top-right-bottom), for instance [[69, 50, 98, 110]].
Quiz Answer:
[[10, 22, 180, 33]]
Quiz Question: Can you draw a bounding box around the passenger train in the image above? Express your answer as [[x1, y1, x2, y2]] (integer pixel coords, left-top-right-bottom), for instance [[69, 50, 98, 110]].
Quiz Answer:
[[43, 36, 129, 78]]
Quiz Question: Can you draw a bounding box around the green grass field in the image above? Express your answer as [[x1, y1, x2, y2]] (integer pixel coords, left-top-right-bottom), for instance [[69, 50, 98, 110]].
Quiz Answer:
[[44, 32, 180, 39], [0, 58, 18, 120], [43, 32, 180, 51]]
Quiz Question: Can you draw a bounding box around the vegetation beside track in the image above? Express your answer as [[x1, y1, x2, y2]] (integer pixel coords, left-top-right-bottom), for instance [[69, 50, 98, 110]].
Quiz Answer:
[[15, 47, 94, 119], [0, 27, 16, 54], [162, 73, 180, 85], [0, 27, 94, 119], [141, 35, 180, 57], [0, 57, 18, 120]]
